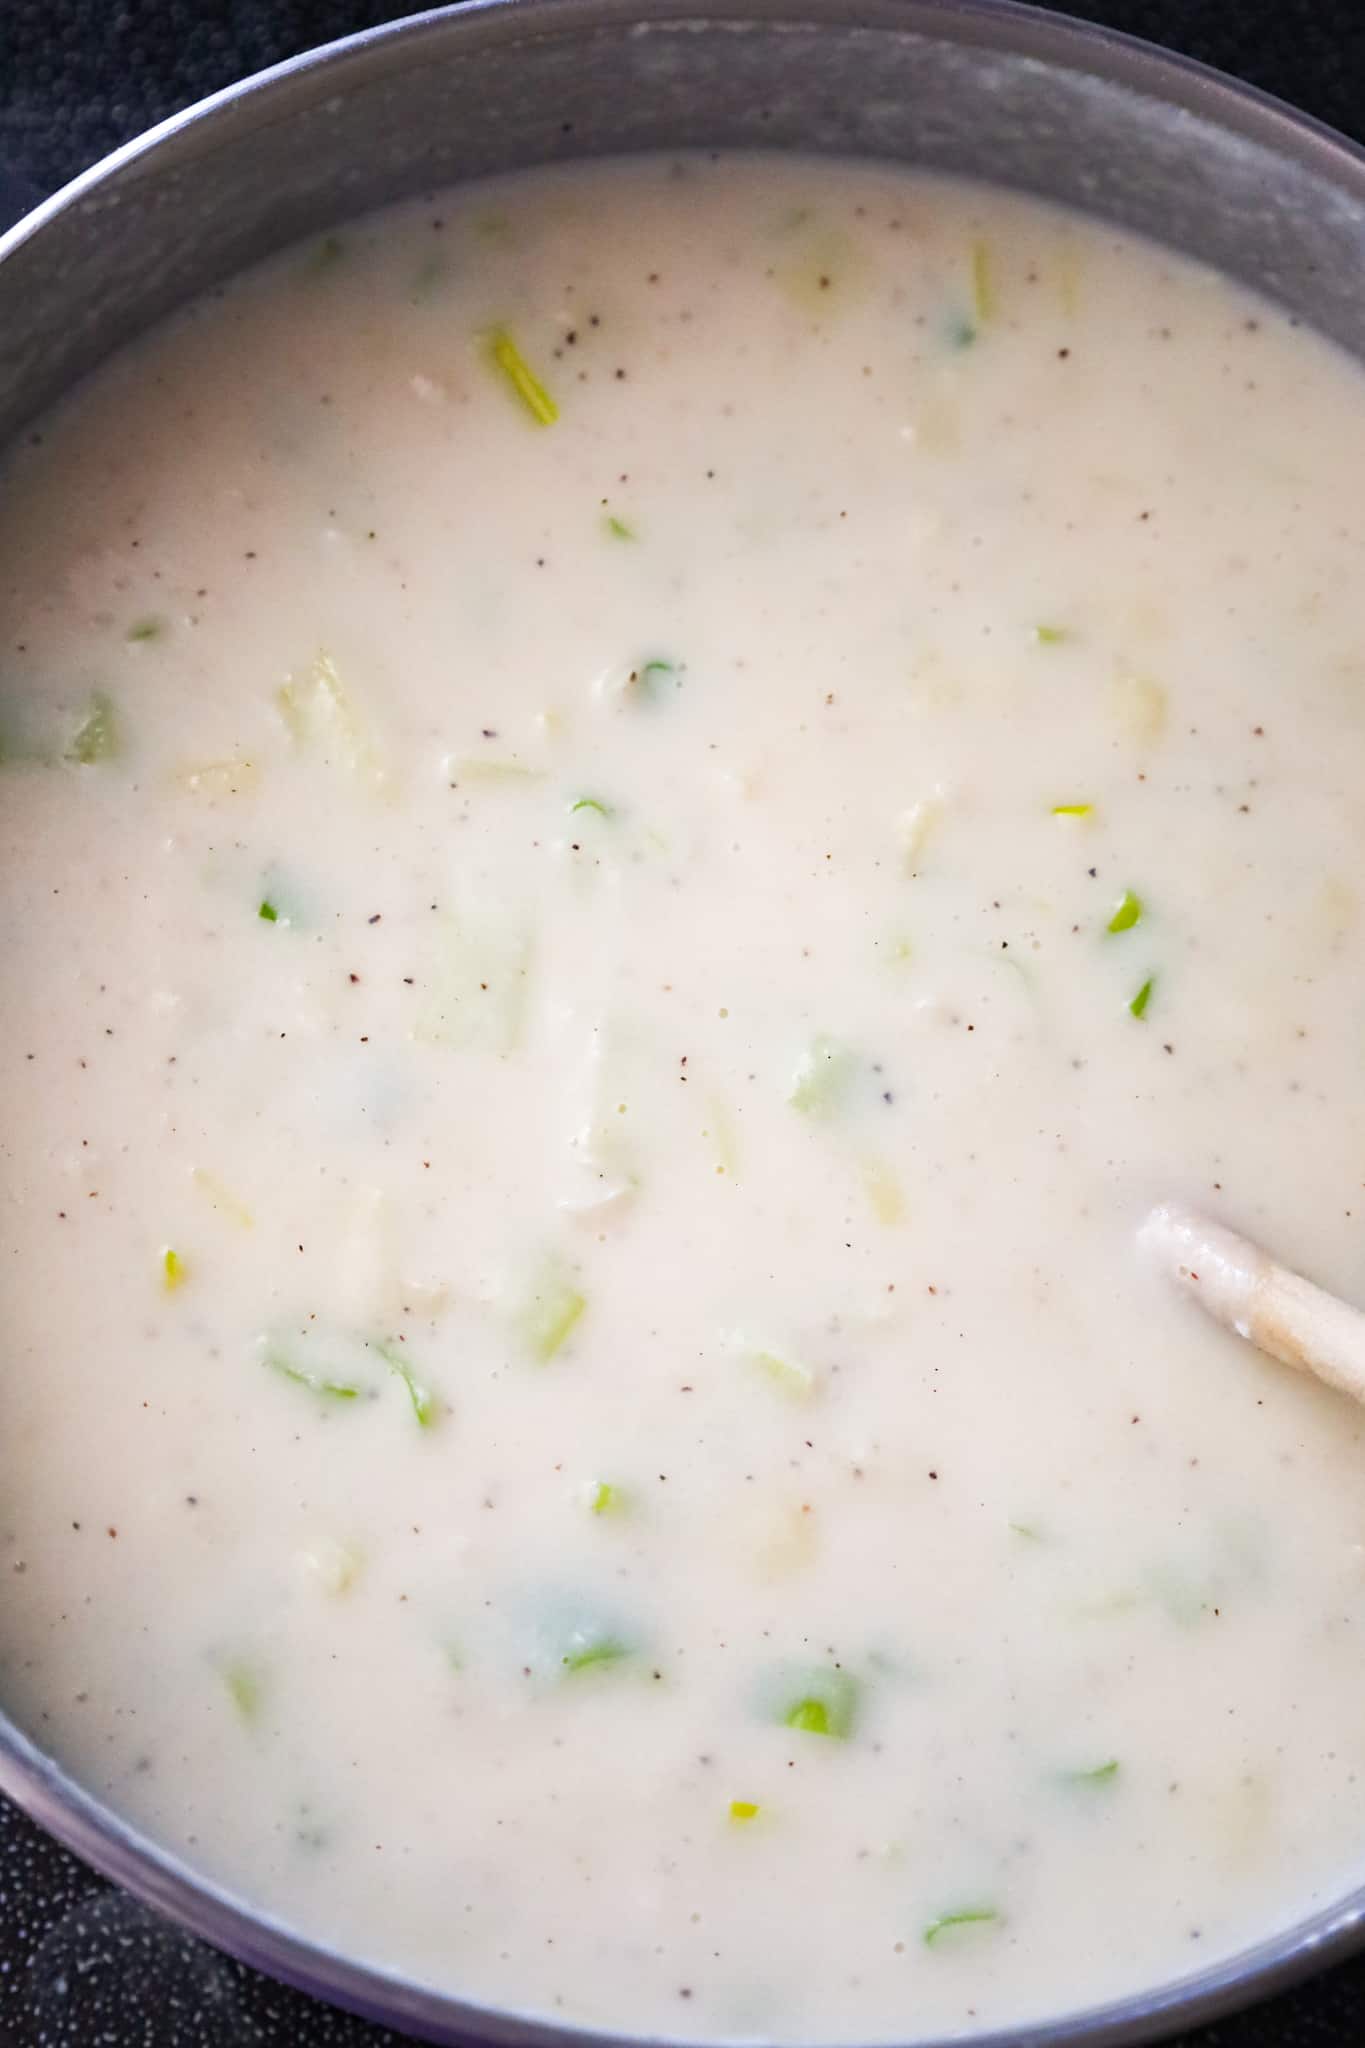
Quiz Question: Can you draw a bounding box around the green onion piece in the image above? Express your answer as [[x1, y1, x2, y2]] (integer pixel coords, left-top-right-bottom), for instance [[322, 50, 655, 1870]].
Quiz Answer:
[[569, 797, 612, 818], [264, 1352, 361, 1401], [523, 1268, 587, 1363], [924, 1907, 999, 1947], [487, 327, 558, 426], [604, 515, 635, 541], [589, 1480, 620, 1516], [1129, 976, 1155, 1019], [258, 899, 279, 923], [729, 1800, 760, 1822], [561, 1633, 629, 1675], [376, 1339, 437, 1427], [66, 692, 120, 764], [1107, 889, 1142, 934], [127, 616, 164, 643], [1064, 1758, 1120, 1786], [778, 1667, 859, 1739], [1008, 1520, 1042, 1542], [1051, 803, 1092, 818], [972, 239, 995, 323], [1034, 624, 1068, 646], [162, 1247, 185, 1293], [220, 1659, 263, 1723]]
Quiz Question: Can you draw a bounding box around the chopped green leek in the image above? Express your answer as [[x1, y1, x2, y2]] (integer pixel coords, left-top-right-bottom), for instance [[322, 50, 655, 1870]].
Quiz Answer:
[[776, 1666, 859, 1739], [923, 1907, 999, 1947], [487, 327, 558, 426], [729, 1800, 760, 1822], [1051, 803, 1092, 818], [276, 653, 384, 790], [265, 1351, 361, 1401], [561, 1632, 629, 1675], [623, 656, 681, 704], [219, 1658, 264, 1723], [1008, 1520, 1043, 1542], [191, 1167, 254, 1230], [1034, 624, 1068, 646], [1107, 889, 1142, 934], [127, 616, 165, 643], [788, 1034, 856, 1115], [787, 1699, 831, 1734], [1063, 1758, 1120, 1787], [162, 1247, 186, 1293], [588, 1480, 622, 1516], [750, 1348, 817, 1400], [258, 899, 279, 923], [604, 514, 635, 541], [522, 1267, 587, 1362], [569, 797, 612, 818], [449, 755, 540, 784], [65, 692, 120, 765], [1129, 976, 1155, 1019], [971, 239, 995, 324], [376, 1339, 437, 1427], [862, 1155, 905, 1226]]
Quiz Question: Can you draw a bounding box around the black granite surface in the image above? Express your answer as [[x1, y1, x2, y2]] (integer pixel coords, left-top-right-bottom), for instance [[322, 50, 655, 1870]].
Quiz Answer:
[[2, 2, 1365, 2043]]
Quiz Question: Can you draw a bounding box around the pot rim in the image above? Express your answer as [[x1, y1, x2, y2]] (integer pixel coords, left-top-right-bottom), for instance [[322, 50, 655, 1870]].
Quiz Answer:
[[3, 3, 1365, 2043]]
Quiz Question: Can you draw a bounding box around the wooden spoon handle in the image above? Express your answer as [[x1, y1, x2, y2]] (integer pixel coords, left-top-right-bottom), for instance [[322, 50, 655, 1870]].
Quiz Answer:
[[1142, 1202, 1365, 1406]]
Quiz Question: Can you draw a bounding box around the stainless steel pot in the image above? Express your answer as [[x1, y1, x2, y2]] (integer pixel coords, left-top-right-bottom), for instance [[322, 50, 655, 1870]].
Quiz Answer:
[[4, 3, 1365, 2041]]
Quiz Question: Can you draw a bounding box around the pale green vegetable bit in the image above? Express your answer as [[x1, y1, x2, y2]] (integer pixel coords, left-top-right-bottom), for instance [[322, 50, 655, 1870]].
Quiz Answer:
[[1063, 1758, 1121, 1787], [1107, 889, 1143, 934], [521, 1266, 587, 1363], [376, 1339, 438, 1428], [561, 1631, 630, 1675], [487, 327, 559, 426], [219, 1658, 264, 1724], [774, 1665, 859, 1739], [66, 692, 120, 764], [788, 1034, 857, 1115], [264, 1351, 362, 1402], [923, 1907, 999, 1947]]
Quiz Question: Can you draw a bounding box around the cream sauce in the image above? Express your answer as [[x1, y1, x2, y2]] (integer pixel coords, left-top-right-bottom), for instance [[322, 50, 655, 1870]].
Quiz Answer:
[[3, 154, 1365, 2040]]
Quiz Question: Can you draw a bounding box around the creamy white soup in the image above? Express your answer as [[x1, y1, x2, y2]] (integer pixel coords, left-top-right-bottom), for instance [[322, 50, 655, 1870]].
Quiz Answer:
[[4, 153, 1365, 2043]]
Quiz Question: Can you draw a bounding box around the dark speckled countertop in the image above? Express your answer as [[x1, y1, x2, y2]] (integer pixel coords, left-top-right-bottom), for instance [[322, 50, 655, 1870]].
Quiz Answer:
[[1, 3, 1365, 2043]]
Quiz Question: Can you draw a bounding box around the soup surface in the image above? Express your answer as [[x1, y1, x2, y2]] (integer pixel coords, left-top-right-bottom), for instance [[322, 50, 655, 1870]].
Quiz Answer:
[[4, 155, 1365, 2043]]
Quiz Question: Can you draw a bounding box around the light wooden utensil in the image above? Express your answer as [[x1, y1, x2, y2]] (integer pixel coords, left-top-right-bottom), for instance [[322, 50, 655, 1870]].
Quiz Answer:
[[1142, 1202, 1365, 1406]]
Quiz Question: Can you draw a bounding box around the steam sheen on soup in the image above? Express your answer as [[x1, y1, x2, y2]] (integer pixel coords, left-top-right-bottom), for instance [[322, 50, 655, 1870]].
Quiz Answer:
[[3, 155, 1365, 2041]]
